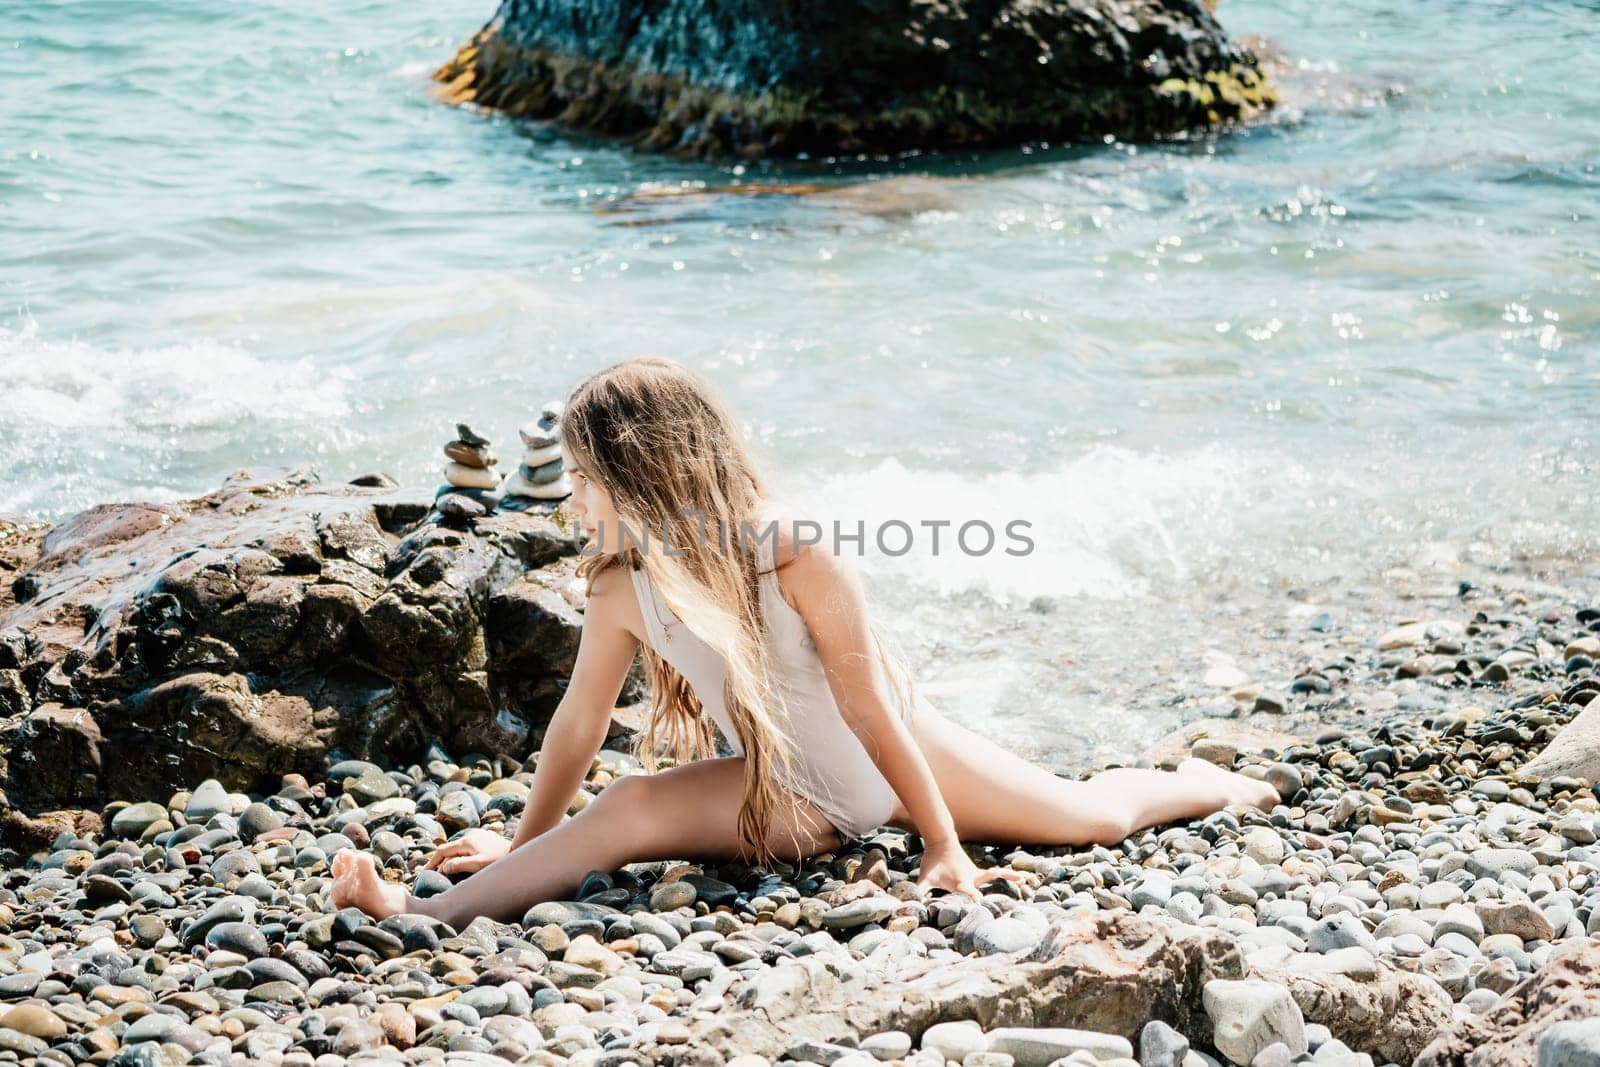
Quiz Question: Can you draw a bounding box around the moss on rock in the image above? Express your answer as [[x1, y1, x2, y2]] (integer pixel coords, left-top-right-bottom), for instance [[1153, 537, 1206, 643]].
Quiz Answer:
[[434, 0, 1277, 159]]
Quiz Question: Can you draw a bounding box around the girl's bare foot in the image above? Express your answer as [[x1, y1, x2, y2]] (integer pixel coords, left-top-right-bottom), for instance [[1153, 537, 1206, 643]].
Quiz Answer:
[[1176, 757, 1280, 812], [330, 849, 412, 920]]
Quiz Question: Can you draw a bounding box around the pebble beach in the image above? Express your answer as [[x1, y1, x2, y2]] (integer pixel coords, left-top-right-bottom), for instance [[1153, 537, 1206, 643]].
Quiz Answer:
[[4, 0, 1599, 1062], [3, 571, 1598, 1067]]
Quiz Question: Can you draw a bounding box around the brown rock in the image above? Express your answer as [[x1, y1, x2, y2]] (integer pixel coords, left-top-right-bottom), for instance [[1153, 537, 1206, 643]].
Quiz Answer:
[[379, 1006, 416, 1050], [1478, 900, 1557, 943], [0, 1003, 68, 1040], [445, 441, 497, 469], [0, 515, 49, 617], [1191, 740, 1238, 768], [1415, 939, 1600, 1067], [1254, 957, 1453, 1065], [639, 908, 1243, 1066], [0, 805, 101, 855]]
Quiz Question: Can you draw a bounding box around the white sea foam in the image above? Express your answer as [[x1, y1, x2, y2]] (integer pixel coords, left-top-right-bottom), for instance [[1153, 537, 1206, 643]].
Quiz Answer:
[[795, 445, 1310, 603], [0, 324, 349, 430], [0, 325, 351, 517]]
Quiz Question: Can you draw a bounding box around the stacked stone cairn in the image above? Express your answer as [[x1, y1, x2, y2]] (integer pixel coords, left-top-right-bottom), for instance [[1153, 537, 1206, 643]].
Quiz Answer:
[[435, 423, 502, 521], [499, 401, 571, 508]]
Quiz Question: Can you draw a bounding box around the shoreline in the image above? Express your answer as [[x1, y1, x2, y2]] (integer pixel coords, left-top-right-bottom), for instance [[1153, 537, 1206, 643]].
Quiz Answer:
[[1, 473, 1598, 1064]]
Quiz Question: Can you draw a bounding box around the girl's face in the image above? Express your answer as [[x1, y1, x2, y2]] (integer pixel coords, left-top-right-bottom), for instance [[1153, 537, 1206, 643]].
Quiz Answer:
[[562, 445, 623, 550]]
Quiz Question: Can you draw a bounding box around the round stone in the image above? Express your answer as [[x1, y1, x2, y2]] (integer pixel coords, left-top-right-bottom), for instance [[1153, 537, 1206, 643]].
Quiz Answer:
[[206, 922, 268, 959]]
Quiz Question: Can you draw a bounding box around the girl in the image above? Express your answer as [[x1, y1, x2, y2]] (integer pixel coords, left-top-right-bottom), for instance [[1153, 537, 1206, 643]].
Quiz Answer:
[[331, 357, 1276, 927]]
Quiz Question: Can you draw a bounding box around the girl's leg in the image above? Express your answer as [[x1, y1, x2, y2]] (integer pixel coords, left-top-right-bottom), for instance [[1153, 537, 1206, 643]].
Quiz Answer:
[[330, 756, 842, 927], [888, 703, 1278, 846]]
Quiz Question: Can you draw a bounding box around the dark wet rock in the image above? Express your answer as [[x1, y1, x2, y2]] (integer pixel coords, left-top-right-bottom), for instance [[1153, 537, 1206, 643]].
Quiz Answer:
[[207, 921, 269, 958], [181, 897, 254, 948], [434, 0, 1276, 160], [244, 957, 309, 989], [683, 874, 739, 908], [437, 492, 489, 522], [83, 872, 131, 902], [414, 869, 453, 899], [0, 468, 639, 836], [237, 802, 284, 843]]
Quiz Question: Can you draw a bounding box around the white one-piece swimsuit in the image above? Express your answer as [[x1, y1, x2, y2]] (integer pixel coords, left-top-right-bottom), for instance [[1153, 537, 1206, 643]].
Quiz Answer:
[[625, 505, 922, 843]]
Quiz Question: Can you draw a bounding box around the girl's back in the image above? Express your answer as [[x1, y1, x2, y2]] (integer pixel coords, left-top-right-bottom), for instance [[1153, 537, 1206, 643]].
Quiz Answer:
[[621, 501, 920, 844]]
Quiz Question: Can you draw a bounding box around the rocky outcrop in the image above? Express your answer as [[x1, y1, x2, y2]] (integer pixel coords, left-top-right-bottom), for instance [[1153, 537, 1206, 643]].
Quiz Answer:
[[1415, 939, 1600, 1067], [0, 467, 623, 834], [433, 0, 1276, 159], [1255, 959, 1454, 1065], [637, 908, 1245, 1065]]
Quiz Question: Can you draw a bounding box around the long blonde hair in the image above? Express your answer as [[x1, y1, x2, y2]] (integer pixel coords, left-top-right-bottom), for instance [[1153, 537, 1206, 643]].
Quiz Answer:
[[561, 357, 919, 864]]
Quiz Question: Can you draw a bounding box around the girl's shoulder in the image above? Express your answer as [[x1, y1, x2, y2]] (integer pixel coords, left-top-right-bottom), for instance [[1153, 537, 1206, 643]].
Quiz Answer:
[[753, 500, 805, 573], [755, 503, 856, 616], [582, 561, 647, 643]]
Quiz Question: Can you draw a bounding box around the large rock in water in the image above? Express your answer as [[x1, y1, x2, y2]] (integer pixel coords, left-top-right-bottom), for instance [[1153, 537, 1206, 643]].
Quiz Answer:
[[0, 467, 627, 839], [434, 0, 1276, 159]]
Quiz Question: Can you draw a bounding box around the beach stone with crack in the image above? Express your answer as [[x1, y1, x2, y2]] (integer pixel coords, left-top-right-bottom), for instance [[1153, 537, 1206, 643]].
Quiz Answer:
[[824, 896, 897, 930], [1204, 979, 1308, 1065], [1139, 1020, 1190, 1067]]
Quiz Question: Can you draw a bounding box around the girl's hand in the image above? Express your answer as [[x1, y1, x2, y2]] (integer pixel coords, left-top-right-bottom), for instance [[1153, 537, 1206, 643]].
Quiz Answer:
[[915, 837, 1033, 900], [423, 828, 510, 876]]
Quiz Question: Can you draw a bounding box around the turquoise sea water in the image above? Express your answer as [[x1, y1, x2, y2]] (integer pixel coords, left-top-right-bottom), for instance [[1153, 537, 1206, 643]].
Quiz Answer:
[[2, 0, 1597, 765]]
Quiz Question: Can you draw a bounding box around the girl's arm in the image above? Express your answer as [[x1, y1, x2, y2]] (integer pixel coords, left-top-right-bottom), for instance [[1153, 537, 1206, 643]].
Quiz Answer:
[[514, 567, 641, 844], [776, 532, 980, 887], [427, 566, 640, 875]]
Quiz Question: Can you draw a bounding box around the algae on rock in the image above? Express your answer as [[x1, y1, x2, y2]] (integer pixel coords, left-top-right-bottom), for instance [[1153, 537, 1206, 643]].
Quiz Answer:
[[434, 0, 1277, 158]]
